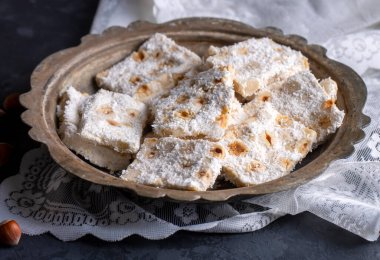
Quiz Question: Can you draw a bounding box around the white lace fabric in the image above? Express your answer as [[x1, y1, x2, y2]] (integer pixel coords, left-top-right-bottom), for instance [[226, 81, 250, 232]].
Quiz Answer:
[[1, 0, 380, 242]]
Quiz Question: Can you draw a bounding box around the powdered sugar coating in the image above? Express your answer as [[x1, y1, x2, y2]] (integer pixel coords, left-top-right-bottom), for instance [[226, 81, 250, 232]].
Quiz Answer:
[[221, 102, 317, 186], [206, 37, 309, 99], [57, 86, 131, 171], [79, 89, 148, 153], [96, 33, 202, 104], [152, 68, 240, 140], [120, 137, 223, 191], [245, 71, 345, 142], [56, 35, 347, 188]]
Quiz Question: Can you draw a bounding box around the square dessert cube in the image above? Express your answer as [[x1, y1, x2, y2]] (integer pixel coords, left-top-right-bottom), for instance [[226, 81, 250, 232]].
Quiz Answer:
[[244, 71, 345, 142], [206, 37, 309, 99], [58, 86, 131, 171], [96, 33, 202, 104], [121, 137, 223, 191], [152, 67, 241, 140], [221, 102, 317, 186], [79, 89, 148, 153]]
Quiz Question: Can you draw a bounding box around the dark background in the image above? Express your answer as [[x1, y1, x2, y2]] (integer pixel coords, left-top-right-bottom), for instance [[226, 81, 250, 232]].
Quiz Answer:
[[0, 1, 379, 259]]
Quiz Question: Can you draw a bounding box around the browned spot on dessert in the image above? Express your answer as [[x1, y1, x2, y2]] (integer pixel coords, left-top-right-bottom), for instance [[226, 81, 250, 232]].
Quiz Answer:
[[129, 75, 142, 84], [297, 140, 311, 155], [107, 119, 121, 126], [276, 115, 292, 127], [280, 158, 293, 171], [246, 160, 266, 173], [200, 83, 210, 93], [228, 140, 249, 156], [221, 106, 228, 114], [173, 73, 185, 85], [197, 169, 212, 180], [259, 91, 271, 102], [176, 109, 194, 120], [233, 80, 242, 93], [323, 99, 335, 109], [176, 94, 190, 104], [153, 51, 162, 59], [146, 149, 157, 159], [265, 132, 272, 146], [195, 97, 206, 106], [210, 144, 225, 159], [318, 116, 331, 128], [216, 106, 229, 128], [213, 77, 223, 84], [238, 47, 249, 55], [98, 106, 113, 115], [136, 84, 152, 97], [146, 138, 158, 145], [128, 109, 138, 118], [303, 57, 309, 69], [118, 142, 130, 150], [132, 50, 147, 62], [182, 160, 193, 168]]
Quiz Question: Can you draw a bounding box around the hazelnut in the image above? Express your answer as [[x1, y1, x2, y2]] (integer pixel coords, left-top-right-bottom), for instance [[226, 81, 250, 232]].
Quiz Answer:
[[0, 143, 13, 166], [0, 220, 21, 246], [3, 93, 22, 111], [0, 108, 6, 117]]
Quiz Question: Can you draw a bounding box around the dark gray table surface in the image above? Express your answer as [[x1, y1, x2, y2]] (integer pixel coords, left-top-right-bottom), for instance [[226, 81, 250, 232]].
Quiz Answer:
[[0, 1, 379, 259]]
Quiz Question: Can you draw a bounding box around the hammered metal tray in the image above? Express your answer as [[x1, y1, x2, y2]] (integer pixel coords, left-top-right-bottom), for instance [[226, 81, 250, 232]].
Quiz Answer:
[[20, 18, 370, 202]]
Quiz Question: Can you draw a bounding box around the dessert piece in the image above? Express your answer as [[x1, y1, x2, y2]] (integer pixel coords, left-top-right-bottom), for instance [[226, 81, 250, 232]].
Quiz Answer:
[[79, 89, 148, 153], [96, 33, 202, 104], [206, 37, 309, 99], [121, 137, 223, 191], [57, 86, 130, 171], [221, 102, 317, 186], [244, 71, 345, 142], [152, 67, 241, 140]]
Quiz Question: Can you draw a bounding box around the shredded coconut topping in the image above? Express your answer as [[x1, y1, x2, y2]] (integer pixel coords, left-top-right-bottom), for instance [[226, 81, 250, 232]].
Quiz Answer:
[[57, 34, 346, 189], [121, 137, 222, 191], [206, 37, 309, 99], [221, 102, 317, 186], [244, 71, 345, 142], [152, 67, 241, 140], [79, 89, 148, 153], [57, 86, 131, 171], [96, 33, 202, 104]]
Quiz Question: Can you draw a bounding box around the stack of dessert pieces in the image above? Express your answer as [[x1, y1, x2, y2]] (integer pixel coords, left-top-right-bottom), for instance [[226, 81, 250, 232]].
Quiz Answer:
[[57, 33, 345, 191]]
